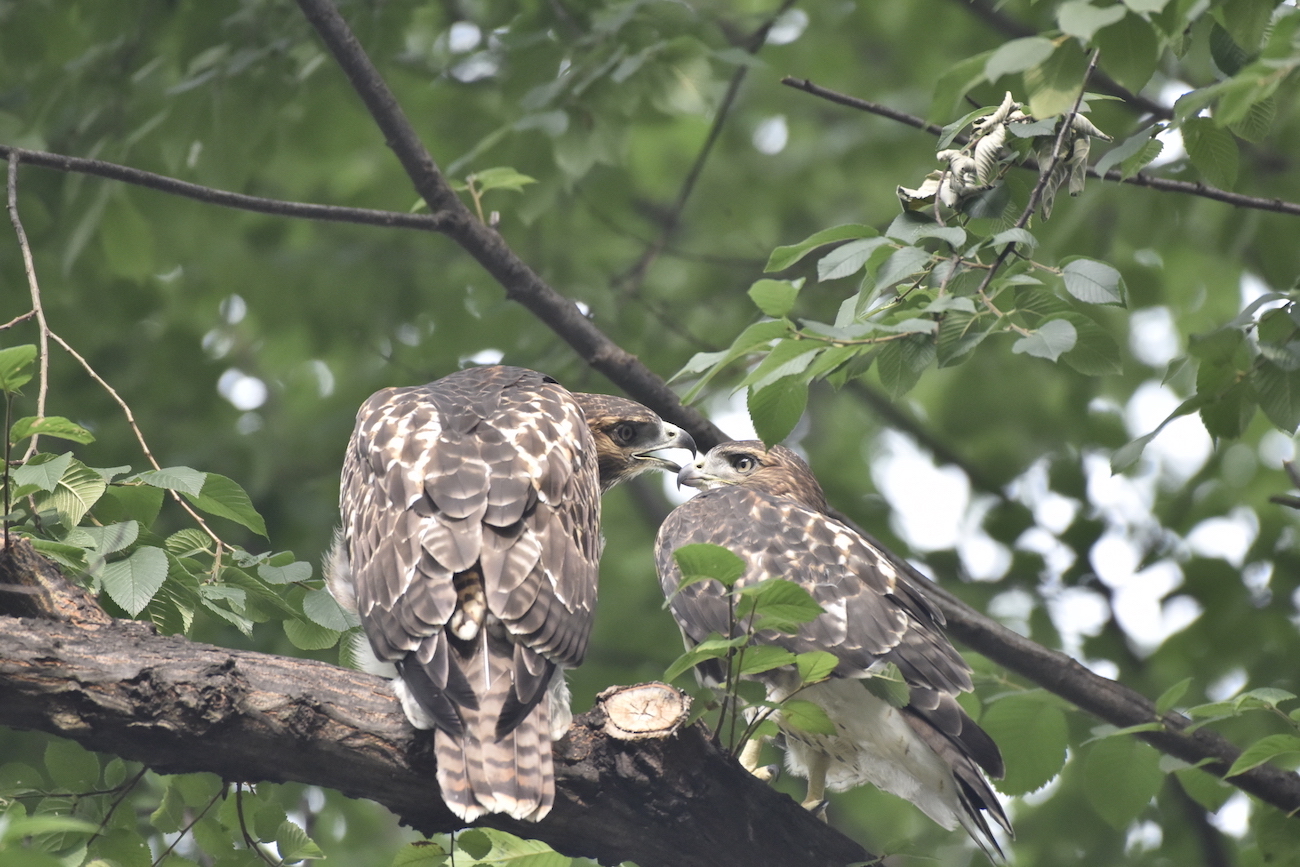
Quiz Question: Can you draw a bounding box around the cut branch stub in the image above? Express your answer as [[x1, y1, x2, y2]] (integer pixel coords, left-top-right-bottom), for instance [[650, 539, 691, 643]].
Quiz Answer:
[[598, 682, 691, 740]]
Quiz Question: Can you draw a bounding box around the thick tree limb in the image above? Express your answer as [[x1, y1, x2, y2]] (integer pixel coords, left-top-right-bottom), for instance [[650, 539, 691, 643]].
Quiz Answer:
[[0, 611, 869, 867]]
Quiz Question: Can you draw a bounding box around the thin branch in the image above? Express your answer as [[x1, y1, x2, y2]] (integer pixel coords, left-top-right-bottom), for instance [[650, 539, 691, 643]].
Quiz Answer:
[[46, 331, 226, 557], [972, 49, 1101, 307], [7, 154, 50, 459], [951, 0, 1171, 119], [0, 310, 36, 331], [0, 145, 453, 232], [845, 381, 1009, 500], [779, 77, 1300, 218], [615, 0, 799, 297]]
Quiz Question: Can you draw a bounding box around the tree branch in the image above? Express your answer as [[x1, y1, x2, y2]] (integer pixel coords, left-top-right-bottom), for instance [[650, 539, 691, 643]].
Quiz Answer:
[[950, 0, 1171, 119], [779, 77, 1300, 218], [0, 606, 869, 867], [614, 0, 798, 297], [0, 145, 452, 232], [292, 0, 728, 451]]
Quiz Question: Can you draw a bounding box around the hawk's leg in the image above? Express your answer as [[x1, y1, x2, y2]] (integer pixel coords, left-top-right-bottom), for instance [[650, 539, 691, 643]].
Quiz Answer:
[[738, 736, 779, 782], [801, 751, 831, 820]]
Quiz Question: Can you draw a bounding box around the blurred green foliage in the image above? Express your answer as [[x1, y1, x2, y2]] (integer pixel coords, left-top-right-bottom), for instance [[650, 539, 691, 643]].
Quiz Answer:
[[3, 0, 1300, 864]]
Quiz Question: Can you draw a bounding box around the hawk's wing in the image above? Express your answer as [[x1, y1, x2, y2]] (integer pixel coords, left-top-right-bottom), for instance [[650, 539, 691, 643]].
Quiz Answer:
[[655, 484, 970, 695], [337, 365, 600, 822]]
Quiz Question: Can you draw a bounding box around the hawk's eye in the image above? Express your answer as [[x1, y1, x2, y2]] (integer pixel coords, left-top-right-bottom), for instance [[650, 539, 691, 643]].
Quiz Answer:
[[732, 454, 757, 472], [612, 422, 637, 445]]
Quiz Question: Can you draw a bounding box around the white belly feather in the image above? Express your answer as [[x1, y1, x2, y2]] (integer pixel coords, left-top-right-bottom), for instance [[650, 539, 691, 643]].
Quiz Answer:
[[770, 676, 965, 831]]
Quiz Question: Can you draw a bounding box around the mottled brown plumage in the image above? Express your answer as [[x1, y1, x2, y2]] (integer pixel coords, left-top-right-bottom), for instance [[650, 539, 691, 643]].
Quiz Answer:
[[657, 441, 1011, 857], [329, 365, 692, 823]]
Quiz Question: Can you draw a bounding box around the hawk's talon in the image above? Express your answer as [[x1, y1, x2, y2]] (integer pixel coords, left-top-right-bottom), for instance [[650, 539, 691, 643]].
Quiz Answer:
[[751, 762, 780, 783], [802, 797, 830, 821]]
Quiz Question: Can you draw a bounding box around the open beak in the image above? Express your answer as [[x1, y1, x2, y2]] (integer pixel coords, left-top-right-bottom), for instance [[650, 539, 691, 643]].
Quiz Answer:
[[634, 425, 697, 473]]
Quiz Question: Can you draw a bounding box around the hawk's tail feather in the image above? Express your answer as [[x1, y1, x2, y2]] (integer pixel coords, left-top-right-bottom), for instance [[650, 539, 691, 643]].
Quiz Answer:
[[434, 629, 558, 823]]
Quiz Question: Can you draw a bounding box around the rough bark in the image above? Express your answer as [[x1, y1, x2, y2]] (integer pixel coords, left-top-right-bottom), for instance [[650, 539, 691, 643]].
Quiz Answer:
[[0, 546, 868, 867]]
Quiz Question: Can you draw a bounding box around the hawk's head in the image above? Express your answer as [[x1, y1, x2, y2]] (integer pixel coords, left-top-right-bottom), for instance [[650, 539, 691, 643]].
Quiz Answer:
[[677, 440, 828, 512], [574, 394, 697, 491]]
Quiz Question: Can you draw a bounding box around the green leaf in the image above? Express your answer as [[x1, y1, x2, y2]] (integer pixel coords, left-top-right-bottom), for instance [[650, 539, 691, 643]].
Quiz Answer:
[[663, 636, 748, 682], [936, 310, 990, 366], [738, 578, 824, 632], [303, 587, 358, 631], [1230, 95, 1275, 143], [9, 416, 95, 445], [151, 782, 187, 834], [1025, 38, 1088, 119], [989, 228, 1038, 252], [748, 378, 808, 448], [1226, 733, 1300, 777], [0, 762, 46, 795], [766, 225, 878, 273], [392, 841, 449, 867], [11, 451, 74, 493], [737, 645, 798, 676], [779, 699, 837, 735], [35, 457, 108, 527], [1083, 736, 1163, 828], [678, 319, 789, 400], [1095, 129, 1156, 177], [1057, 1, 1126, 42], [1122, 0, 1169, 11], [1156, 677, 1192, 714], [984, 36, 1057, 82], [165, 528, 212, 558], [1233, 687, 1297, 709], [28, 538, 90, 572], [1174, 766, 1233, 812], [817, 237, 891, 281], [85, 521, 140, 562], [1060, 312, 1123, 375], [98, 484, 165, 528], [748, 279, 802, 318], [176, 772, 224, 807], [795, 651, 839, 685], [102, 545, 168, 616], [274, 819, 325, 862], [283, 617, 341, 651], [1211, 0, 1274, 52], [872, 245, 932, 293], [931, 51, 995, 122], [737, 339, 821, 391], [132, 466, 207, 497], [863, 666, 912, 708], [470, 166, 537, 193], [1119, 138, 1163, 179], [257, 559, 312, 585], [1, 814, 101, 844], [1251, 362, 1300, 433], [981, 691, 1069, 795], [184, 473, 268, 537], [1094, 13, 1159, 93], [1013, 319, 1078, 361], [1182, 117, 1239, 189], [1255, 800, 1300, 867], [1062, 258, 1126, 305], [44, 738, 100, 790], [672, 543, 747, 591], [0, 344, 37, 392]]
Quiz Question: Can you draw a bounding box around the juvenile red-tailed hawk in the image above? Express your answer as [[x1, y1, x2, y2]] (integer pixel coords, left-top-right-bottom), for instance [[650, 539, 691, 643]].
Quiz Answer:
[[328, 365, 693, 823], [656, 441, 1011, 856]]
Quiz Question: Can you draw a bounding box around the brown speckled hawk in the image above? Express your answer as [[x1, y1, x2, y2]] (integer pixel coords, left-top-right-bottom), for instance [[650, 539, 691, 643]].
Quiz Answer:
[[328, 365, 693, 823], [656, 441, 1011, 856]]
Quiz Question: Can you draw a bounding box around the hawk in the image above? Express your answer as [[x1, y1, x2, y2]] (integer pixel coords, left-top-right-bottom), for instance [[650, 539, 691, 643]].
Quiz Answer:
[[655, 441, 1011, 856], [328, 365, 694, 823]]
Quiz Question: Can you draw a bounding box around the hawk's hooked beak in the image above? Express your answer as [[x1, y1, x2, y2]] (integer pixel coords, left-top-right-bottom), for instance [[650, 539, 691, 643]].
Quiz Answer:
[[676, 458, 708, 490], [634, 425, 697, 473]]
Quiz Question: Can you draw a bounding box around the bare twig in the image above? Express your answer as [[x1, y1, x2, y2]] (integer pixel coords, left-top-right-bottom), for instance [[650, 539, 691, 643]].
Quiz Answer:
[[7, 154, 50, 458], [616, 0, 799, 297], [0, 145, 453, 232], [45, 331, 226, 561], [0, 310, 36, 331], [972, 49, 1102, 310], [779, 77, 1300, 218]]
